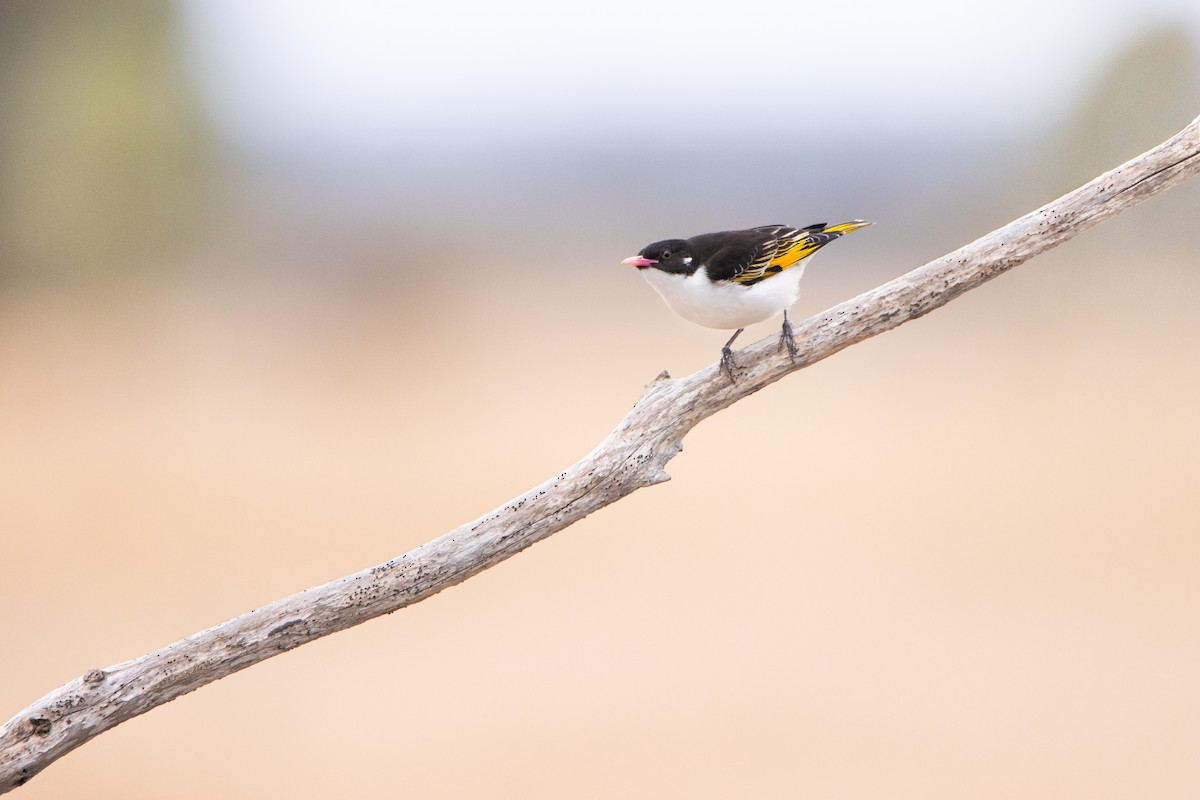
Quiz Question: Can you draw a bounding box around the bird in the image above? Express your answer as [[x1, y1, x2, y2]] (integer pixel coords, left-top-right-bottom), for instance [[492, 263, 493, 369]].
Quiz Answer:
[[622, 220, 872, 381]]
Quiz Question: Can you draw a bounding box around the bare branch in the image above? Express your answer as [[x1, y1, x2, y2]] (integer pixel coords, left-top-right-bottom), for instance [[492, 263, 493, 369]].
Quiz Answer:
[[3, 114, 1198, 792]]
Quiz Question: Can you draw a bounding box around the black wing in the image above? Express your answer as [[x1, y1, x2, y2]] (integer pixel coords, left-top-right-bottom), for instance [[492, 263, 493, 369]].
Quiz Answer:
[[696, 227, 786, 284]]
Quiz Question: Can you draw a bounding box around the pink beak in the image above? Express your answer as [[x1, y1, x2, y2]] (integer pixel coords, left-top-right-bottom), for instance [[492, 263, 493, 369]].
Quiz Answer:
[[621, 255, 658, 268]]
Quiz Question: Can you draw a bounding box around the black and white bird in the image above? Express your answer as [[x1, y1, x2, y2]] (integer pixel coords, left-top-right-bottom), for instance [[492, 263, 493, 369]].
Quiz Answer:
[[622, 220, 872, 380]]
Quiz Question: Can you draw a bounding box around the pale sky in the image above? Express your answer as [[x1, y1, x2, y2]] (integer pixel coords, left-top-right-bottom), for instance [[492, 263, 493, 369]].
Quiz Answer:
[[176, 0, 1200, 158]]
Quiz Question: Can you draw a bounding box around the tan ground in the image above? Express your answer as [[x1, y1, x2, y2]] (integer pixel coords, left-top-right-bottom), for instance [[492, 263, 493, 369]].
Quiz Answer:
[[2, 252, 1197, 798]]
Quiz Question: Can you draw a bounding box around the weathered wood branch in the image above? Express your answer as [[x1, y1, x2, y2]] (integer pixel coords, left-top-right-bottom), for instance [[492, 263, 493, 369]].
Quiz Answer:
[[3, 114, 1198, 792]]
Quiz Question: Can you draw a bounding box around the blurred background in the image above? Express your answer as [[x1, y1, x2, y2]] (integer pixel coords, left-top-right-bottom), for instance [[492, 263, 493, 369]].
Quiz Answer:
[[2, 1, 1199, 797]]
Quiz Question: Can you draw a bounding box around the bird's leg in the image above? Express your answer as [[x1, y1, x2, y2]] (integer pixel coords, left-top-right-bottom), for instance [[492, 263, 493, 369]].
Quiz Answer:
[[779, 310, 799, 361], [720, 328, 744, 383]]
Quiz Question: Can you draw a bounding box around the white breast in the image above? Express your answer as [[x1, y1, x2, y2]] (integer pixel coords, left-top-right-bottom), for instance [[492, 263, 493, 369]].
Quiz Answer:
[[639, 259, 812, 330]]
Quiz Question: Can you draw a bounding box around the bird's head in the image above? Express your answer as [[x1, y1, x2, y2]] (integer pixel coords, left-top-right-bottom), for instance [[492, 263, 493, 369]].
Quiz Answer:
[[621, 239, 695, 274]]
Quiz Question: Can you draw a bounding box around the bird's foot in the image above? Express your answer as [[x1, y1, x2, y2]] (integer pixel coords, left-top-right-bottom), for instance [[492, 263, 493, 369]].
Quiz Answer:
[[779, 317, 799, 361], [720, 346, 738, 383]]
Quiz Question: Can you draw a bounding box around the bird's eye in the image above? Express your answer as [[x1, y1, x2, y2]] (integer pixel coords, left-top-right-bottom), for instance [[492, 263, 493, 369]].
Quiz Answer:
[[661, 250, 671, 260]]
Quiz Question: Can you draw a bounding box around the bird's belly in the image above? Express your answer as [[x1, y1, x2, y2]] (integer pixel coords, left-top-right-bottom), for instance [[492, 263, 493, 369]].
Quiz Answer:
[[640, 263, 807, 330]]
